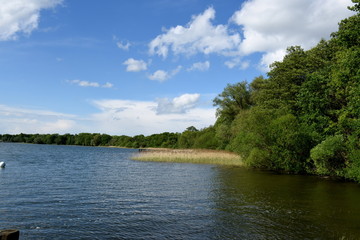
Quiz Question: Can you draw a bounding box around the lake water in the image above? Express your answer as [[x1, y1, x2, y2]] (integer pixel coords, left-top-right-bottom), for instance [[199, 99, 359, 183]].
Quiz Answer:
[[1, 143, 360, 239]]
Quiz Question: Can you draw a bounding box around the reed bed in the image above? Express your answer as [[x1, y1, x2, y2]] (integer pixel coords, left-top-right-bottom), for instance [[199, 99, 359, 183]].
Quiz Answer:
[[132, 148, 243, 166]]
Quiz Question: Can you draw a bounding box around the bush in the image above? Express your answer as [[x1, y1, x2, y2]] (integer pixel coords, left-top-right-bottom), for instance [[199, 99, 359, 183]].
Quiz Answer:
[[268, 114, 311, 172], [344, 149, 360, 182], [310, 135, 346, 175]]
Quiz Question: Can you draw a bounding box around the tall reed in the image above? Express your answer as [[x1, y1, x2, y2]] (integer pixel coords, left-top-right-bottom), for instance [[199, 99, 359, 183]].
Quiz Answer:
[[132, 149, 243, 166]]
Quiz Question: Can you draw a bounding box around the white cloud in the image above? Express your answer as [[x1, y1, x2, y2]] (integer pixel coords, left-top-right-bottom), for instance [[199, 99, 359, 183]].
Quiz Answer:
[[116, 41, 131, 50], [91, 98, 215, 136], [0, 99, 216, 136], [123, 58, 147, 72], [148, 65, 182, 82], [69, 80, 99, 87], [148, 1, 354, 72], [68, 80, 113, 88], [224, 58, 250, 70], [0, 0, 63, 41], [259, 49, 286, 72], [148, 70, 168, 82], [187, 61, 210, 71], [231, 0, 354, 70], [149, 7, 241, 58], [156, 93, 200, 114], [0, 117, 75, 134], [0, 104, 77, 134], [171, 65, 182, 75], [39, 119, 76, 133]]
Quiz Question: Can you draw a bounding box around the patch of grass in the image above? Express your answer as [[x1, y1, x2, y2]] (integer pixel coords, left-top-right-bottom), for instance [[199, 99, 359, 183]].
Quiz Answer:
[[132, 148, 243, 166]]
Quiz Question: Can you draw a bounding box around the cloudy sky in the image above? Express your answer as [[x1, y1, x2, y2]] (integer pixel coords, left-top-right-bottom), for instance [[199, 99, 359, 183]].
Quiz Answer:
[[0, 0, 354, 136]]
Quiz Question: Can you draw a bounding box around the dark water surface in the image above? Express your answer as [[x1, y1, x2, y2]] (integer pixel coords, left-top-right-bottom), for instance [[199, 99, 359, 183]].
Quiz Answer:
[[1, 143, 360, 239]]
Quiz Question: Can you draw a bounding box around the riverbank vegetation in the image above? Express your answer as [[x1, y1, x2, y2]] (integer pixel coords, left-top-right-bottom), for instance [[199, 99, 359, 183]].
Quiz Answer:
[[211, 2, 360, 182], [1, 2, 359, 182]]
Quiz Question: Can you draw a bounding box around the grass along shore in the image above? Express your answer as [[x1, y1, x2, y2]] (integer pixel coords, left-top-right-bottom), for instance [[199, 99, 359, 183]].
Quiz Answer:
[[132, 148, 243, 166]]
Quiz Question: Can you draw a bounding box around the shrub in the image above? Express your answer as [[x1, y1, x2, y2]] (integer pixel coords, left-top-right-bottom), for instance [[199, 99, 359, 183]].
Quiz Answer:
[[310, 135, 346, 175]]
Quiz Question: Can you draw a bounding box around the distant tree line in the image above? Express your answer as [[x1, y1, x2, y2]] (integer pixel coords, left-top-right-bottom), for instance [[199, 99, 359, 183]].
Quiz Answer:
[[1, 1, 359, 182], [0, 126, 218, 150]]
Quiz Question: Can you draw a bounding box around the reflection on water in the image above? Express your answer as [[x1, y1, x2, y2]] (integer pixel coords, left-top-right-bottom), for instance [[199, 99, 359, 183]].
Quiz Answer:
[[212, 167, 360, 239], [0, 143, 360, 239]]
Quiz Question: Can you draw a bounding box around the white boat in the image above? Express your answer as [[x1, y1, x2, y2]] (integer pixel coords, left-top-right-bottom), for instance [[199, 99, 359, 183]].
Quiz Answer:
[[0, 161, 5, 168]]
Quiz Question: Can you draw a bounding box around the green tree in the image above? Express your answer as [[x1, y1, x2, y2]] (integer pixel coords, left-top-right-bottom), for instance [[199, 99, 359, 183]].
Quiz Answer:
[[213, 81, 252, 123], [213, 81, 252, 148], [192, 126, 218, 149], [178, 128, 198, 149], [75, 133, 93, 146], [348, 0, 360, 12], [185, 126, 198, 132], [132, 135, 146, 148]]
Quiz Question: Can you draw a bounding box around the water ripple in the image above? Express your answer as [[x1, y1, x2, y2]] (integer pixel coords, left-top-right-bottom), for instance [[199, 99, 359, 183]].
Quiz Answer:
[[1, 143, 360, 239]]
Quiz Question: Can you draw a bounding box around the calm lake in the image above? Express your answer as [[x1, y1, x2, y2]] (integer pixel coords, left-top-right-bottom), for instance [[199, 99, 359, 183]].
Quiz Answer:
[[1, 143, 360, 239]]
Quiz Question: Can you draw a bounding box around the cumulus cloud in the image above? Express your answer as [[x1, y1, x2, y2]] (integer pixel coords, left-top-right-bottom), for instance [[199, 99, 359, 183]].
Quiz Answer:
[[231, 0, 354, 70], [148, 65, 182, 82], [148, 70, 168, 82], [149, 7, 241, 58], [187, 61, 210, 71], [156, 93, 200, 114], [0, 0, 63, 41], [68, 80, 113, 88], [123, 58, 147, 72], [91, 98, 215, 136], [148, 1, 353, 72]]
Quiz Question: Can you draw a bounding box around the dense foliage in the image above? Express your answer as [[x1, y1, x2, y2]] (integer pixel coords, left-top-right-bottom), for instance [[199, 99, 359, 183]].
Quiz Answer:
[[1, 2, 359, 181]]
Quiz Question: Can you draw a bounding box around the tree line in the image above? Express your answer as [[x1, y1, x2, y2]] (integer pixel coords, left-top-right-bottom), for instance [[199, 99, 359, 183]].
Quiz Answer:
[[0, 126, 215, 150], [1, 1, 359, 181]]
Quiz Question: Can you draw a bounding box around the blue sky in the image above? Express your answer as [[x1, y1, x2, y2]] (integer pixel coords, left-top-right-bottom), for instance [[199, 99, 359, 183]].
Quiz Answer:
[[0, 0, 354, 136]]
